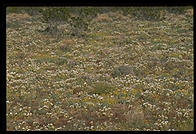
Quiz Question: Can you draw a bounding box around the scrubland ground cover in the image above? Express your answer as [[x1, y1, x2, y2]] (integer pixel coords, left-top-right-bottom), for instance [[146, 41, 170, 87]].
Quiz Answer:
[[6, 7, 193, 131]]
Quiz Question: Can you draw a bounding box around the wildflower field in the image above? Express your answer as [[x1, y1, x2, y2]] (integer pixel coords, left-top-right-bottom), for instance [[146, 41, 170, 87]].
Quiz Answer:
[[6, 7, 194, 131]]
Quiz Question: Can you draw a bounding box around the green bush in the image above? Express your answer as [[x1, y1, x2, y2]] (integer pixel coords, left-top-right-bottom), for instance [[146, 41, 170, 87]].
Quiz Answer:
[[40, 7, 71, 22], [109, 7, 166, 21], [6, 7, 42, 16], [166, 7, 191, 14], [90, 81, 115, 95], [55, 58, 67, 65], [6, 7, 25, 14], [113, 65, 133, 77], [132, 7, 166, 21], [39, 7, 92, 37], [174, 119, 194, 131]]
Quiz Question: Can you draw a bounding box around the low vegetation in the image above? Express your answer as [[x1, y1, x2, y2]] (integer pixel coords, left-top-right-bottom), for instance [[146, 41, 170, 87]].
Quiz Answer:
[[6, 7, 193, 131]]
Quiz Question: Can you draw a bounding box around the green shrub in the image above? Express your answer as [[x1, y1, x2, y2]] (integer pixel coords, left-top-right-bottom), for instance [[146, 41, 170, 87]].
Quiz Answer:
[[113, 65, 133, 77], [6, 7, 42, 16], [90, 81, 115, 95], [133, 7, 166, 21], [40, 7, 71, 22], [110, 7, 166, 21], [55, 58, 67, 65], [166, 7, 191, 14], [6, 7, 25, 14], [174, 119, 194, 131], [35, 56, 56, 64], [22, 7, 43, 16], [39, 7, 91, 37], [6, 22, 21, 29]]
